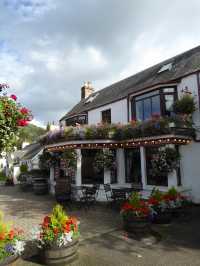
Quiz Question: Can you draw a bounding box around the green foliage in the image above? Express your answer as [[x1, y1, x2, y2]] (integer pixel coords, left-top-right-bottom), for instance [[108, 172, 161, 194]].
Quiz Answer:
[[0, 172, 7, 181], [174, 94, 196, 115], [150, 188, 163, 201], [17, 124, 45, 149], [167, 186, 178, 197], [61, 150, 77, 169], [20, 164, 28, 173]]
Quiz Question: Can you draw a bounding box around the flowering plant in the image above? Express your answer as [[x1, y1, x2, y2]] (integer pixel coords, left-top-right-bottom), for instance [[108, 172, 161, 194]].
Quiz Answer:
[[163, 187, 188, 209], [0, 83, 32, 152], [93, 149, 115, 172], [0, 211, 25, 261], [121, 192, 150, 218], [32, 205, 79, 248], [148, 188, 169, 215], [151, 147, 180, 177]]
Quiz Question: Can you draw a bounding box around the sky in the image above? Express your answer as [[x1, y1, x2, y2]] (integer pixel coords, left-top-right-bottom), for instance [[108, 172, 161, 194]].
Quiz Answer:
[[1, 0, 200, 127]]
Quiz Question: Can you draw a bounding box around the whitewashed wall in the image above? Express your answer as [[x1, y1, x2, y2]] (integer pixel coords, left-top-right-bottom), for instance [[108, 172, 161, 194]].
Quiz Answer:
[[177, 74, 200, 202], [88, 99, 128, 125]]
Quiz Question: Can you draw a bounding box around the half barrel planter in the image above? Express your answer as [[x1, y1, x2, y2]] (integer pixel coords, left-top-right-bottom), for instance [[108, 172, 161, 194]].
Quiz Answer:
[[0, 255, 19, 266], [123, 215, 149, 234], [152, 211, 172, 224], [42, 239, 79, 265]]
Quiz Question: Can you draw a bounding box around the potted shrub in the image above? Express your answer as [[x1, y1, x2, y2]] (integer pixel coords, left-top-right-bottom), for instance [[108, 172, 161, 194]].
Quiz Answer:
[[0, 211, 25, 265], [121, 192, 151, 233], [148, 188, 172, 224], [32, 205, 79, 265], [173, 94, 196, 115]]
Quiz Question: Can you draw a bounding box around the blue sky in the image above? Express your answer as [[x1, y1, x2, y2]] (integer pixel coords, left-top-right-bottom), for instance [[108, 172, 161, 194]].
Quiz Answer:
[[0, 0, 200, 127]]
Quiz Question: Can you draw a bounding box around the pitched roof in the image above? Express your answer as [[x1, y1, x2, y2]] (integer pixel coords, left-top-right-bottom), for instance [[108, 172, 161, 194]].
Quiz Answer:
[[21, 143, 43, 161], [61, 45, 200, 121]]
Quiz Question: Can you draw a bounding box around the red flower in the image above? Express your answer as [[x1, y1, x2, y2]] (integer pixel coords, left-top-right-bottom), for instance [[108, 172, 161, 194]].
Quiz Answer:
[[17, 119, 29, 127], [148, 197, 159, 205], [20, 107, 29, 115], [64, 223, 71, 233], [53, 228, 59, 235], [8, 230, 15, 240], [121, 202, 134, 211], [10, 94, 17, 101]]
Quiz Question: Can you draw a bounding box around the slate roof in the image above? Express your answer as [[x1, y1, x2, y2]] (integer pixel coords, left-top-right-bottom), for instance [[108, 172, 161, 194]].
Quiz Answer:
[[21, 143, 43, 161], [61, 45, 200, 121]]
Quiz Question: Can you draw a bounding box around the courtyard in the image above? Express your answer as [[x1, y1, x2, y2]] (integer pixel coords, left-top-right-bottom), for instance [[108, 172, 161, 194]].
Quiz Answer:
[[0, 185, 200, 266]]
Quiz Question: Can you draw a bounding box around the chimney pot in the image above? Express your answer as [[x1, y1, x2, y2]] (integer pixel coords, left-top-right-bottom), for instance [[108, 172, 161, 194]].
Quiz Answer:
[[81, 81, 94, 100]]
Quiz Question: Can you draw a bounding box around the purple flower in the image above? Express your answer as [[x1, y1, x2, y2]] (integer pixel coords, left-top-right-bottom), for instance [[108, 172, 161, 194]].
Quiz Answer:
[[5, 244, 14, 254]]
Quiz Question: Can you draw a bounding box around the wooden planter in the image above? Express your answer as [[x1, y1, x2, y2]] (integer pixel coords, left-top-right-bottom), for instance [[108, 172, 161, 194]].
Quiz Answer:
[[153, 211, 172, 224], [123, 215, 149, 233], [33, 178, 48, 195], [42, 239, 79, 265], [0, 255, 19, 266]]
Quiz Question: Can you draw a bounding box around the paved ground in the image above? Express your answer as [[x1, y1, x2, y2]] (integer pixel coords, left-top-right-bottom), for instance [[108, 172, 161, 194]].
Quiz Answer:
[[0, 186, 200, 266]]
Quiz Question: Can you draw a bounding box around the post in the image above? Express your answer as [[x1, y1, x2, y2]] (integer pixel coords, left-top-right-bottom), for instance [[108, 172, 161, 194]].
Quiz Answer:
[[140, 147, 147, 189], [49, 167, 55, 195], [76, 149, 82, 186], [117, 149, 125, 185]]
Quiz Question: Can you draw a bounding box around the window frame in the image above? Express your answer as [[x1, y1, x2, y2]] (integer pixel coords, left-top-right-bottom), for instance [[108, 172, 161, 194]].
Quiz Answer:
[[131, 87, 177, 121], [101, 109, 111, 124]]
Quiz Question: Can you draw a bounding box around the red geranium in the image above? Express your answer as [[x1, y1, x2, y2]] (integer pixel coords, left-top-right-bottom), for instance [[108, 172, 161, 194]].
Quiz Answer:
[[20, 107, 29, 115], [10, 94, 17, 101], [17, 119, 29, 127]]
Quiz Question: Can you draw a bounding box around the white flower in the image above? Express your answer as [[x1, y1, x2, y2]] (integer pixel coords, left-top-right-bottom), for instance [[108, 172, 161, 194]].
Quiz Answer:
[[57, 232, 73, 247], [13, 240, 25, 255]]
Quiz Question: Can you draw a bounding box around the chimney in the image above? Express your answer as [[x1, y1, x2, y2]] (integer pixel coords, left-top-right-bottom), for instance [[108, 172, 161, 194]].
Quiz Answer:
[[81, 81, 94, 100]]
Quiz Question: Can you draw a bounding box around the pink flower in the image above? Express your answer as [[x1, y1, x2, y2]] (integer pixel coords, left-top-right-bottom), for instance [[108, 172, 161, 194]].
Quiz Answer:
[[10, 94, 17, 101], [17, 119, 29, 127], [20, 107, 29, 115]]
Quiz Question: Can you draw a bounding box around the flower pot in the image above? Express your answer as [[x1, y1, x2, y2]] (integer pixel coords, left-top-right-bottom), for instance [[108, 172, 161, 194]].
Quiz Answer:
[[123, 215, 149, 233], [0, 255, 19, 266], [153, 211, 172, 224], [42, 239, 79, 265], [171, 207, 183, 218]]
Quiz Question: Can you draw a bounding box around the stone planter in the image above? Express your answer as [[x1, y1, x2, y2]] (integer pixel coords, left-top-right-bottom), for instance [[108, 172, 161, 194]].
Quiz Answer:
[[0, 255, 19, 266], [123, 215, 149, 233], [42, 239, 79, 265], [153, 211, 172, 224]]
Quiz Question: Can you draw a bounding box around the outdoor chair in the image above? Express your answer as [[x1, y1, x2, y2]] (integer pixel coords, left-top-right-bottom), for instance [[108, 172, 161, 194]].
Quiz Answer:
[[103, 184, 114, 202], [80, 186, 98, 208], [112, 189, 127, 204]]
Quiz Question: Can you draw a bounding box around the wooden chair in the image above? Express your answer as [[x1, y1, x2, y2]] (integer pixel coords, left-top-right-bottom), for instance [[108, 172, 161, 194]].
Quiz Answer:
[[103, 184, 113, 202]]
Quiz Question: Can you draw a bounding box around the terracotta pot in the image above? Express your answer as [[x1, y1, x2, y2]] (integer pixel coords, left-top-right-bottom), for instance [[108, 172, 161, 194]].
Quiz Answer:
[[42, 239, 79, 265], [0, 255, 19, 266], [153, 211, 172, 224], [123, 215, 149, 233]]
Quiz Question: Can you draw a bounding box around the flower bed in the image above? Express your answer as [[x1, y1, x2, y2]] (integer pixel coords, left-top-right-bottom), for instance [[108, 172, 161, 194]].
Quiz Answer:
[[0, 211, 25, 265], [32, 205, 79, 265]]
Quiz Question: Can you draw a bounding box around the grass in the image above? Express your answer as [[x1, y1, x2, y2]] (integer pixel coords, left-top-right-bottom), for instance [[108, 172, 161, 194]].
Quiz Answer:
[[0, 171, 7, 181]]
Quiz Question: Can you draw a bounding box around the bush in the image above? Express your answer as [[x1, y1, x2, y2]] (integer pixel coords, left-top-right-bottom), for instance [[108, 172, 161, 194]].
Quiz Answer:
[[174, 94, 196, 115], [0, 171, 7, 181]]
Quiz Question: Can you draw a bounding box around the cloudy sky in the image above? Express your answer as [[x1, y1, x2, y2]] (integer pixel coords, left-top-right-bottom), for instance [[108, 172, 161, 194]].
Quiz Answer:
[[0, 0, 200, 127]]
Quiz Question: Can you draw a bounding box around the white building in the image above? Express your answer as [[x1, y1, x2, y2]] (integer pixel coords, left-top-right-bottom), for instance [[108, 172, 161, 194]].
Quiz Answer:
[[46, 46, 200, 203]]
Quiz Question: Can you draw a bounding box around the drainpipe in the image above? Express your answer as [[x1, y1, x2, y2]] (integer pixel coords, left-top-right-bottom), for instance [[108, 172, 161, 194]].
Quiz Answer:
[[194, 72, 200, 142]]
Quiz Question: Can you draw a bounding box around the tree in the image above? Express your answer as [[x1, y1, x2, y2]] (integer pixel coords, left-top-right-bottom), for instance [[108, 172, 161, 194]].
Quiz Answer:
[[0, 83, 32, 152]]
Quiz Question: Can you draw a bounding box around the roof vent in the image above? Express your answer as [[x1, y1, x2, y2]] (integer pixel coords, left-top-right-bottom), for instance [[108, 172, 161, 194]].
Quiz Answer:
[[158, 62, 173, 73], [85, 92, 99, 104]]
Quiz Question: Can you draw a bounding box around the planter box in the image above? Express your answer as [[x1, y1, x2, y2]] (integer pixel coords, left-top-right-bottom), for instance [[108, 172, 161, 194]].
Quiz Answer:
[[42, 239, 79, 265], [0, 255, 19, 266]]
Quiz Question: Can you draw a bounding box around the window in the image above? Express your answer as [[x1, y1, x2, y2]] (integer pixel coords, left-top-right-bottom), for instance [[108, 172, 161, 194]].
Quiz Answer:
[[65, 115, 87, 126], [145, 147, 168, 186], [125, 148, 142, 183], [81, 150, 104, 184], [102, 109, 111, 124], [132, 87, 176, 121]]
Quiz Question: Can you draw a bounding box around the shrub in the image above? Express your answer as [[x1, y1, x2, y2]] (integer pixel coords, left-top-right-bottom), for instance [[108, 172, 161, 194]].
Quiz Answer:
[[174, 94, 196, 115]]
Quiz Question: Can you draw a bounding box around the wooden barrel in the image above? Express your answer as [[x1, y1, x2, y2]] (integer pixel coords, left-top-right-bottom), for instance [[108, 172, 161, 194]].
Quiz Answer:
[[123, 215, 149, 233], [0, 255, 19, 266], [43, 240, 79, 265], [33, 178, 48, 195]]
